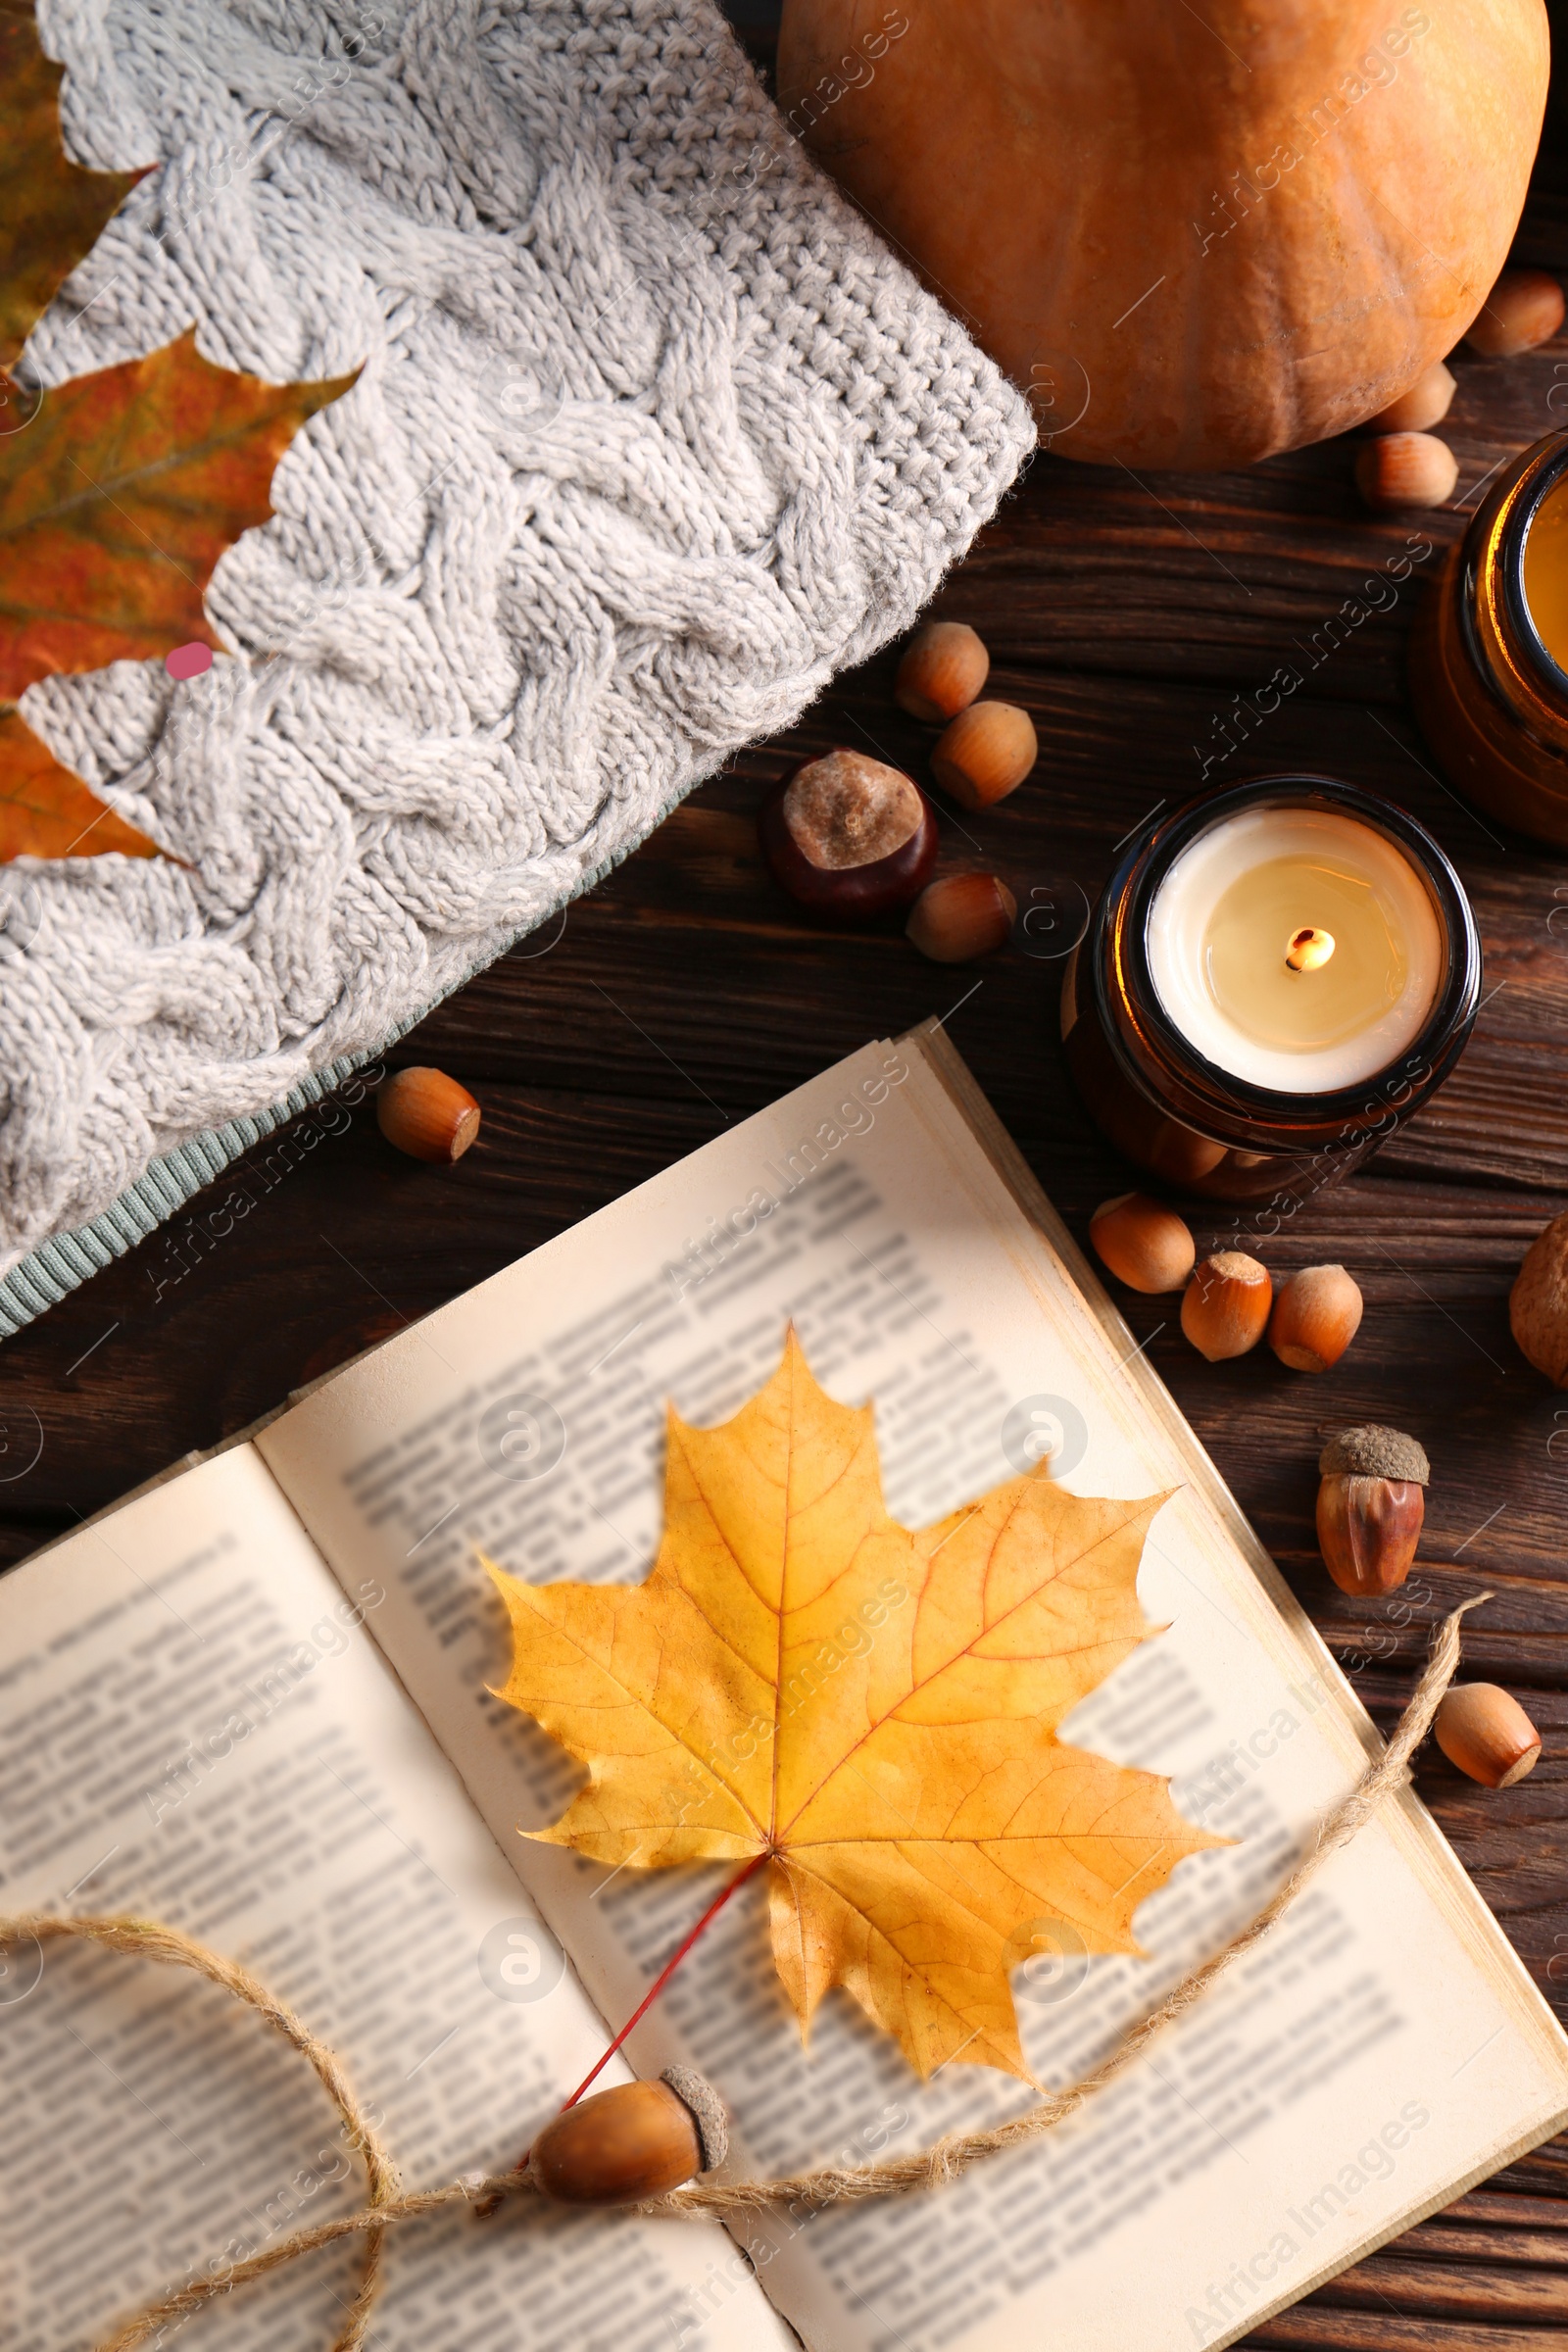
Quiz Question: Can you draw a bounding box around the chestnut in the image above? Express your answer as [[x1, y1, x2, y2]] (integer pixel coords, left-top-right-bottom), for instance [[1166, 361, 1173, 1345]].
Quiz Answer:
[[759, 749, 937, 920]]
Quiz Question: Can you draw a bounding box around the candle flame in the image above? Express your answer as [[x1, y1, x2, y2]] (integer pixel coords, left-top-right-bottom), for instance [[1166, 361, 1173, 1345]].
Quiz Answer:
[[1286, 926, 1335, 974]]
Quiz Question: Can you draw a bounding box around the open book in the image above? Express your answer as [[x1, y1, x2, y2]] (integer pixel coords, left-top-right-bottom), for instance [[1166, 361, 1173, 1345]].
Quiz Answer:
[[3, 1025, 1565, 2352]]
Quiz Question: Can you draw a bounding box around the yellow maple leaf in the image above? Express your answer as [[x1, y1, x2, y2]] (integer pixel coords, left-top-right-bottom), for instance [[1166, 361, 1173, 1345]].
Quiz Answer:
[[490, 1329, 1224, 2081]]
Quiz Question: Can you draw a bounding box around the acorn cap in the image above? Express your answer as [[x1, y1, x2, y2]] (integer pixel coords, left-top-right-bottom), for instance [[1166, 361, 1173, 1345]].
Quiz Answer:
[[1318, 1425, 1429, 1485], [661, 2066, 728, 2171]]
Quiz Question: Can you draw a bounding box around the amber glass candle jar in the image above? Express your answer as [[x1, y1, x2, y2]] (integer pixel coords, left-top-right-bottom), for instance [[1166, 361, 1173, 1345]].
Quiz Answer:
[[1410, 429, 1568, 847], [1061, 775, 1481, 1206]]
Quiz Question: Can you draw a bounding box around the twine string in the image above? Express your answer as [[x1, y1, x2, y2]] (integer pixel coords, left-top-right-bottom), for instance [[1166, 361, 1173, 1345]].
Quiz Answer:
[[2, 1600, 1485, 2352], [667, 1594, 1488, 2214], [6, 1915, 402, 2352]]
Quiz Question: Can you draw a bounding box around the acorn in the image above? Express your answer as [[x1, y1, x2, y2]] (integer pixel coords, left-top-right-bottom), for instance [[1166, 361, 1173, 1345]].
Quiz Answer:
[[1316, 1425, 1429, 1598], [1089, 1194, 1196, 1295], [1267, 1265, 1363, 1372], [930, 701, 1039, 810], [895, 620, 989, 723], [1354, 432, 1458, 512], [1434, 1685, 1542, 1788], [1465, 268, 1565, 360], [1368, 362, 1456, 434], [1509, 1208, 1568, 1386], [906, 872, 1016, 962], [530, 2068, 728, 2206], [376, 1067, 481, 1163], [759, 750, 936, 921], [1181, 1251, 1272, 1360]]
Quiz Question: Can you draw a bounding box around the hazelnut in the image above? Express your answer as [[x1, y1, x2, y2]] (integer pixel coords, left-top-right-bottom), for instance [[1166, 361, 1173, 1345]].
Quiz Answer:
[[1315, 1425, 1429, 1597], [1465, 268, 1565, 359], [1267, 1264, 1364, 1372], [930, 701, 1039, 811], [1434, 1685, 1542, 1788], [1368, 362, 1456, 434], [531, 2069, 726, 2205], [1148, 1125, 1227, 1186], [1180, 1250, 1272, 1360], [1354, 432, 1458, 512], [906, 872, 1016, 962], [1509, 1209, 1568, 1386], [376, 1066, 481, 1163], [759, 750, 937, 921], [1089, 1194, 1196, 1295], [895, 620, 989, 723]]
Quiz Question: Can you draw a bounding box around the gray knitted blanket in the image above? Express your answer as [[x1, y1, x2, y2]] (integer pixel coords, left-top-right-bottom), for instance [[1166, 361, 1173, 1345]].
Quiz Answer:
[[0, 0, 1032, 1335]]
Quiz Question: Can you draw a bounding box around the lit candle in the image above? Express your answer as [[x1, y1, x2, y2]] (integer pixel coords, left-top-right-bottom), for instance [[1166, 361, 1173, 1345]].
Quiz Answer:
[[1145, 807, 1444, 1093], [1061, 776, 1481, 1205], [1410, 428, 1568, 849], [1523, 468, 1568, 669]]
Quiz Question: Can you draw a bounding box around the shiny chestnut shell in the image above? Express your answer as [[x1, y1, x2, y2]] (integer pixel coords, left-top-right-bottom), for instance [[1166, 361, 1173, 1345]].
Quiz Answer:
[[760, 749, 938, 921]]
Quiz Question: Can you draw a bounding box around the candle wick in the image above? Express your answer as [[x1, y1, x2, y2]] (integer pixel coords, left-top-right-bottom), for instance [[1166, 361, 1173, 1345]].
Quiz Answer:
[[1286, 926, 1335, 974]]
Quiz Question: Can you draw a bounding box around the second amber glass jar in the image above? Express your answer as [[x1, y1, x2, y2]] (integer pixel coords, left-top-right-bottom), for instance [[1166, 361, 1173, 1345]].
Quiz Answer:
[[1410, 428, 1568, 848]]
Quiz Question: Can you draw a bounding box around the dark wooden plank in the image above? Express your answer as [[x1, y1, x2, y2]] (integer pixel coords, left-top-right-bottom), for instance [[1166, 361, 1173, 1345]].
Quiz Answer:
[[1446, 2189, 1568, 2230], [8, 10, 1568, 2339], [0, 1083, 725, 1542], [938, 368, 1545, 699], [1, 1078, 1557, 1594], [404, 679, 1568, 1192], [1488, 2141, 1568, 2198], [1318, 2251, 1568, 2321], [1249, 2313, 1568, 2348], [1396, 2219, 1568, 2268]]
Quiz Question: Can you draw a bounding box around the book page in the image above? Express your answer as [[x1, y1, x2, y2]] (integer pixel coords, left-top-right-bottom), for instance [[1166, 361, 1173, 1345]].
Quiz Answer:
[[0, 1446, 792, 2352], [257, 1039, 1568, 2352]]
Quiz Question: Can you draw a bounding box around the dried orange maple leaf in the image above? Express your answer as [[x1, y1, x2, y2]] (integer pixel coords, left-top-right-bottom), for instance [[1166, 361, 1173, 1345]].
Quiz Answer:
[[0, 0, 148, 375], [0, 0, 360, 863], [0, 705, 159, 859], [0, 326, 356, 862], [490, 1329, 1223, 2082], [0, 326, 357, 701]]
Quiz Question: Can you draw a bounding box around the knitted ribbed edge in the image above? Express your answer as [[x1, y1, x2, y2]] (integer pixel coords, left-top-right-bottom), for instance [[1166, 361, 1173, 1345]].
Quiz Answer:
[[0, 1059, 371, 1339], [0, 792, 660, 1339]]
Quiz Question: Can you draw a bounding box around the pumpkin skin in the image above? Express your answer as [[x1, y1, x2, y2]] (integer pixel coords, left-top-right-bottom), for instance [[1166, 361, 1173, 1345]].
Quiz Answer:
[[776, 0, 1549, 468]]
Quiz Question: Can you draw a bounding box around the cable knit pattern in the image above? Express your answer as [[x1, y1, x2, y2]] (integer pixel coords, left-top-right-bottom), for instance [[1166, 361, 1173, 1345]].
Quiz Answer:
[[0, 0, 1032, 1329]]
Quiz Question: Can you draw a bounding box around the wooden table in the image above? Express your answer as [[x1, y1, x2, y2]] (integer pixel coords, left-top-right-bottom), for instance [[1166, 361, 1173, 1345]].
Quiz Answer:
[[9, 18, 1568, 2345]]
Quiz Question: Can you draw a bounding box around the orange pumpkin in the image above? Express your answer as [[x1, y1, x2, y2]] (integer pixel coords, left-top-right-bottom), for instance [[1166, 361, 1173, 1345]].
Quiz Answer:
[[776, 1, 1549, 468]]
